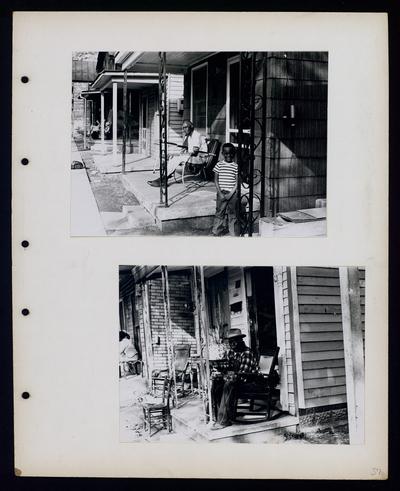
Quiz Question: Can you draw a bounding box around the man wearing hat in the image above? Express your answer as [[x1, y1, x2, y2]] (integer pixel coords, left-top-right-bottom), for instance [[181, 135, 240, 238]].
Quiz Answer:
[[211, 328, 258, 430]]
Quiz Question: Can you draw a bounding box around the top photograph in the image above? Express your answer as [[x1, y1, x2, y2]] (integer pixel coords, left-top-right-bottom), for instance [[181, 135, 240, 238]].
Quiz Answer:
[[71, 51, 328, 237]]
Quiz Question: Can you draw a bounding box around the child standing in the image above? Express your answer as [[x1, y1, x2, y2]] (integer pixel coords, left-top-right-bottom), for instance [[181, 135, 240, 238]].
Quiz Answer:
[[212, 143, 239, 236]]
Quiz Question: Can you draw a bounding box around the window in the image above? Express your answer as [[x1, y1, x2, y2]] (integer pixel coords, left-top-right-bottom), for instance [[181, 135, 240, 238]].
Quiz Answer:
[[226, 56, 240, 145], [191, 63, 208, 134]]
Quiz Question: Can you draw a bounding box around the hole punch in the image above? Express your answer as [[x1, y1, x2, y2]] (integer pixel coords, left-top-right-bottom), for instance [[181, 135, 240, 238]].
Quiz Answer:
[[21, 76, 29, 84], [21, 308, 30, 316], [21, 240, 29, 248], [21, 158, 29, 166], [21, 392, 30, 399]]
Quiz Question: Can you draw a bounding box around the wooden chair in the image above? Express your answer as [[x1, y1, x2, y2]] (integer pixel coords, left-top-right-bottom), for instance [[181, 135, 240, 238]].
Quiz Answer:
[[177, 138, 220, 185], [142, 377, 173, 438], [234, 346, 281, 423], [151, 344, 192, 398]]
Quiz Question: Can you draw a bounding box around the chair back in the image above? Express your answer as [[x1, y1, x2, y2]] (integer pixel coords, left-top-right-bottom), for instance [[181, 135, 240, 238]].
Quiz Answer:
[[173, 344, 191, 372], [259, 346, 280, 376], [204, 139, 221, 177], [162, 377, 173, 405]]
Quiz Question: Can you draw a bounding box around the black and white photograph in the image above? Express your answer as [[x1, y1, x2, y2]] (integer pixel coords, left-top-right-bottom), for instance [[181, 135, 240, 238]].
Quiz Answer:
[[119, 266, 364, 443], [71, 51, 328, 237]]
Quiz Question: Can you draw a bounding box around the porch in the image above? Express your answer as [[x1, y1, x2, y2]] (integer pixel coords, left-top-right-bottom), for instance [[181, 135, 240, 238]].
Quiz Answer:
[[113, 160, 218, 234], [171, 394, 298, 443]]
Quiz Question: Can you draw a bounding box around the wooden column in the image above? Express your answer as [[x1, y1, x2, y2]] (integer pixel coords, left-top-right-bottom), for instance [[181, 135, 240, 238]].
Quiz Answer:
[[112, 82, 118, 165], [142, 282, 154, 385], [273, 266, 289, 411], [100, 91, 105, 154], [200, 266, 213, 422], [340, 267, 364, 444], [122, 71, 127, 174], [161, 266, 178, 406], [287, 266, 305, 411]]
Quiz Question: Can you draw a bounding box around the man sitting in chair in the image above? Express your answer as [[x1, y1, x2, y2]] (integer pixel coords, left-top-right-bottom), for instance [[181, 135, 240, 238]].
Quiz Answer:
[[148, 120, 206, 187], [211, 328, 258, 430]]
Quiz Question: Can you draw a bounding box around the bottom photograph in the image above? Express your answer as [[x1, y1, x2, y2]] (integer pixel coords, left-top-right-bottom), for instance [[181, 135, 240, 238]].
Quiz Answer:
[[119, 265, 365, 445]]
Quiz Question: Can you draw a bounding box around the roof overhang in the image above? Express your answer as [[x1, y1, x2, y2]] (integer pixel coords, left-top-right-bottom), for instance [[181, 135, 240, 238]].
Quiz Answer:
[[120, 51, 218, 73], [90, 71, 159, 91]]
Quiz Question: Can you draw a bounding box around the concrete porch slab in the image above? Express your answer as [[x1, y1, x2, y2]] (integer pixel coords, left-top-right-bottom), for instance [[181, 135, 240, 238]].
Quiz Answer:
[[171, 395, 299, 443], [121, 171, 217, 233]]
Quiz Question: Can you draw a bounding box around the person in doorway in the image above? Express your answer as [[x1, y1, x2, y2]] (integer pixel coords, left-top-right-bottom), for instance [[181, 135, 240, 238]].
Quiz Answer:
[[211, 143, 240, 237], [147, 120, 206, 187], [211, 328, 258, 430], [119, 330, 139, 377]]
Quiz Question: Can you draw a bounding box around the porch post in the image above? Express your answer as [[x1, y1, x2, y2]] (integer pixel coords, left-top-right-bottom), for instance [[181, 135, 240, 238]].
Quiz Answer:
[[200, 266, 214, 423], [112, 81, 118, 165], [100, 91, 105, 154], [161, 266, 178, 406], [122, 71, 127, 174], [158, 52, 168, 207], [83, 97, 87, 150], [142, 281, 154, 386], [339, 267, 364, 444]]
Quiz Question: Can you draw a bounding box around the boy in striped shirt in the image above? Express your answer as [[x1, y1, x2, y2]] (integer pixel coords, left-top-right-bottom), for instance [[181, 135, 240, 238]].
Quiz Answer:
[[212, 143, 239, 236]]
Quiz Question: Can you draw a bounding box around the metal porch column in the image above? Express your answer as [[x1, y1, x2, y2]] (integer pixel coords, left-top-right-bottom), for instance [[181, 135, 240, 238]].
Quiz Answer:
[[159, 52, 168, 207], [199, 267, 213, 423], [237, 52, 266, 235]]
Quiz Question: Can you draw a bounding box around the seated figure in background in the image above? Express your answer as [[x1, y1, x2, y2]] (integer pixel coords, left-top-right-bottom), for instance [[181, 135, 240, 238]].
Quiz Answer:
[[119, 330, 139, 377], [147, 120, 206, 187]]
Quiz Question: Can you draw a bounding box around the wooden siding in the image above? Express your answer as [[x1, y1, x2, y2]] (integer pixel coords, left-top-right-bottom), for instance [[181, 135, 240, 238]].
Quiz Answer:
[[359, 267, 366, 357], [296, 267, 347, 409], [167, 74, 184, 146]]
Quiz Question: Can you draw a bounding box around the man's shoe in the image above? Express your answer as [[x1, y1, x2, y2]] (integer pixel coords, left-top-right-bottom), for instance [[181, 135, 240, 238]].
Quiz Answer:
[[148, 178, 161, 187], [210, 422, 232, 431]]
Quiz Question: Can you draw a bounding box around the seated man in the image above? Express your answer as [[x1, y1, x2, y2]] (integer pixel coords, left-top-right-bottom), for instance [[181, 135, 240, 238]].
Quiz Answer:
[[211, 328, 258, 429], [148, 120, 206, 187]]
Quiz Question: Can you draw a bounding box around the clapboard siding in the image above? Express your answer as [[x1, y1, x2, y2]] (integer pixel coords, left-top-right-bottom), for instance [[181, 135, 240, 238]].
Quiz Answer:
[[296, 267, 347, 408], [167, 74, 184, 146]]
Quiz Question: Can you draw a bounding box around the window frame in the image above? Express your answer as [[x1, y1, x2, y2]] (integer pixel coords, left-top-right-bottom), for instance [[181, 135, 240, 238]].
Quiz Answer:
[[190, 61, 208, 133]]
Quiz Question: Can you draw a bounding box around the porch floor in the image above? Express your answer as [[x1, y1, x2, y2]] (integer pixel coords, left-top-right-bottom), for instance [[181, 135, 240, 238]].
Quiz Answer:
[[171, 394, 299, 443]]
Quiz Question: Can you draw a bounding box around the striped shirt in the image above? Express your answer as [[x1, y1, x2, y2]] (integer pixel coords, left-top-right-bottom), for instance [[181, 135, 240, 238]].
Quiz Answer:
[[213, 160, 238, 191]]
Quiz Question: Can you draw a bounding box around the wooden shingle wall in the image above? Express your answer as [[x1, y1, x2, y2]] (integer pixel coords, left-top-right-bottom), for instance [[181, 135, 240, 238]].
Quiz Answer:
[[263, 52, 328, 214], [295, 267, 347, 409]]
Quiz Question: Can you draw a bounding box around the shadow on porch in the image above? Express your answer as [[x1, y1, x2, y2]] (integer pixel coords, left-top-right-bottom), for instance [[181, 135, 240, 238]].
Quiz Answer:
[[171, 394, 299, 443]]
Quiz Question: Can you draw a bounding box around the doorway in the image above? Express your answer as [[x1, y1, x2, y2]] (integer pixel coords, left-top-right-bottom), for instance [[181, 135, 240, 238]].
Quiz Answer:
[[251, 267, 277, 356]]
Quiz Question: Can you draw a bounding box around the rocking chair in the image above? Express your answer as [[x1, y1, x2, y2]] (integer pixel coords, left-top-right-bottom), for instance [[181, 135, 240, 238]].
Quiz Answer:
[[178, 138, 221, 185], [234, 346, 281, 423]]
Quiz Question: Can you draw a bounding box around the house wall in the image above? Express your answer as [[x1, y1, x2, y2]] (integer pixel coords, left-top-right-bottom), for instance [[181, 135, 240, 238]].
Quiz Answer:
[[135, 271, 197, 375], [72, 82, 90, 136], [295, 267, 347, 409], [264, 52, 328, 214], [167, 74, 185, 146]]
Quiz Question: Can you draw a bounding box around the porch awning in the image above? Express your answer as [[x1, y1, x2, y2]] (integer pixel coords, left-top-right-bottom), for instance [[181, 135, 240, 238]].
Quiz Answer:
[[131, 265, 193, 283], [120, 51, 217, 73], [89, 71, 159, 91]]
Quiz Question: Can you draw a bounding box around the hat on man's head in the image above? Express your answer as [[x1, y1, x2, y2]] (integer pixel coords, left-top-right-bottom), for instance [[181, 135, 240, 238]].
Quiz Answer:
[[225, 328, 246, 340]]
